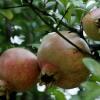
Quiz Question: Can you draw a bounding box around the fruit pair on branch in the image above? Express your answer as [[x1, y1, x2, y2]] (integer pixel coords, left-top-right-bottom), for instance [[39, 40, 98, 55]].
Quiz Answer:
[[0, 31, 90, 94]]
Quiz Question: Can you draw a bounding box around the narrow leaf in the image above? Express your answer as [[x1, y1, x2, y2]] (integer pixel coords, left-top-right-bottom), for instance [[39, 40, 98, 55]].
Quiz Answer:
[[48, 87, 66, 100], [83, 58, 100, 81]]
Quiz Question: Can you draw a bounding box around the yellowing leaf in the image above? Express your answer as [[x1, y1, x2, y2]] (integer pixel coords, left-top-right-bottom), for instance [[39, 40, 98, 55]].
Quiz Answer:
[[0, 10, 13, 20]]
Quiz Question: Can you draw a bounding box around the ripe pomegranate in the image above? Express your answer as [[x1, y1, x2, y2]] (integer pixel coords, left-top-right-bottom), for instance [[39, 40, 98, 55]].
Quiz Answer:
[[0, 48, 40, 92], [82, 8, 100, 40], [37, 31, 90, 89]]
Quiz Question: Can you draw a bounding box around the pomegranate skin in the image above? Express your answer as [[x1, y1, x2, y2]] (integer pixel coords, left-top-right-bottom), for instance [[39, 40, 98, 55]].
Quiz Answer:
[[37, 31, 90, 89], [82, 8, 100, 40], [0, 48, 40, 92]]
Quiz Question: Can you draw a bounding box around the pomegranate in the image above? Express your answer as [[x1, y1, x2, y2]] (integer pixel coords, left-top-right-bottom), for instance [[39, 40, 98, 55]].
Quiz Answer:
[[82, 8, 100, 40], [0, 48, 40, 92], [37, 31, 90, 89]]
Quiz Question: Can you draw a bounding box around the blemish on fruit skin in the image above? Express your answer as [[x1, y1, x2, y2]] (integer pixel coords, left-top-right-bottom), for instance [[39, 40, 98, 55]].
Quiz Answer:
[[72, 49, 78, 54]]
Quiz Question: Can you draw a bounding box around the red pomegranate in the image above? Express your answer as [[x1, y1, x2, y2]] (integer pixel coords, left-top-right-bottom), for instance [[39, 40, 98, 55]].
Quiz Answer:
[[0, 48, 40, 92], [37, 31, 90, 89], [82, 8, 100, 40]]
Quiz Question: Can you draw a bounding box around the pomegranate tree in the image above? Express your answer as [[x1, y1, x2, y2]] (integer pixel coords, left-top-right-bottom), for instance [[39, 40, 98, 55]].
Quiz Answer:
[[0, 48, 40, 92], [37, 31, 90, 89]]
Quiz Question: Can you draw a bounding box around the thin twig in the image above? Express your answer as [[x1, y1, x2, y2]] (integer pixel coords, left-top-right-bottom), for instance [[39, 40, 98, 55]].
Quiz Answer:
[[56, 7, 69, 29], [32, 4, 79, 33]]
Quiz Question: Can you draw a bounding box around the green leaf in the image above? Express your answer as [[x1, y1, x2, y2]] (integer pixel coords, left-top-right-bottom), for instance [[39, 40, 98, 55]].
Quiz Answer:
[[83, 0, 88, 2], [0, 10, 13, 20], [60, 0, 69, 7], [83, 58, 100, 81], [85, 1, 96, 11], [75, 8, 85, 23], [70, 0, 84, 7], [34, 25, 49, 33], [0, 34, 6, 43], [70, 95, 81, 100], [81, 81, 100, 92], [48, 87, 66, 100], [81, 81, 100, 100], [65, 6, 74, 24], [46, 1, 56, 9], [32, 43, 40, 49]]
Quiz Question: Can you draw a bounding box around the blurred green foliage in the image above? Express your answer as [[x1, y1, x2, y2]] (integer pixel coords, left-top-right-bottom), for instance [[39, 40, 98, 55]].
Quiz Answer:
[[0, 0, 100, 100]]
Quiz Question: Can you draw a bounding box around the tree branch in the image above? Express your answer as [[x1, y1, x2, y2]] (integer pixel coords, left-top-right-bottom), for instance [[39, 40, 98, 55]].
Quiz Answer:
[[23, 0, 93, 58], [0, 1, 79, 34], [24, 0, 80, 33], [56, 7, 69, 29]]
